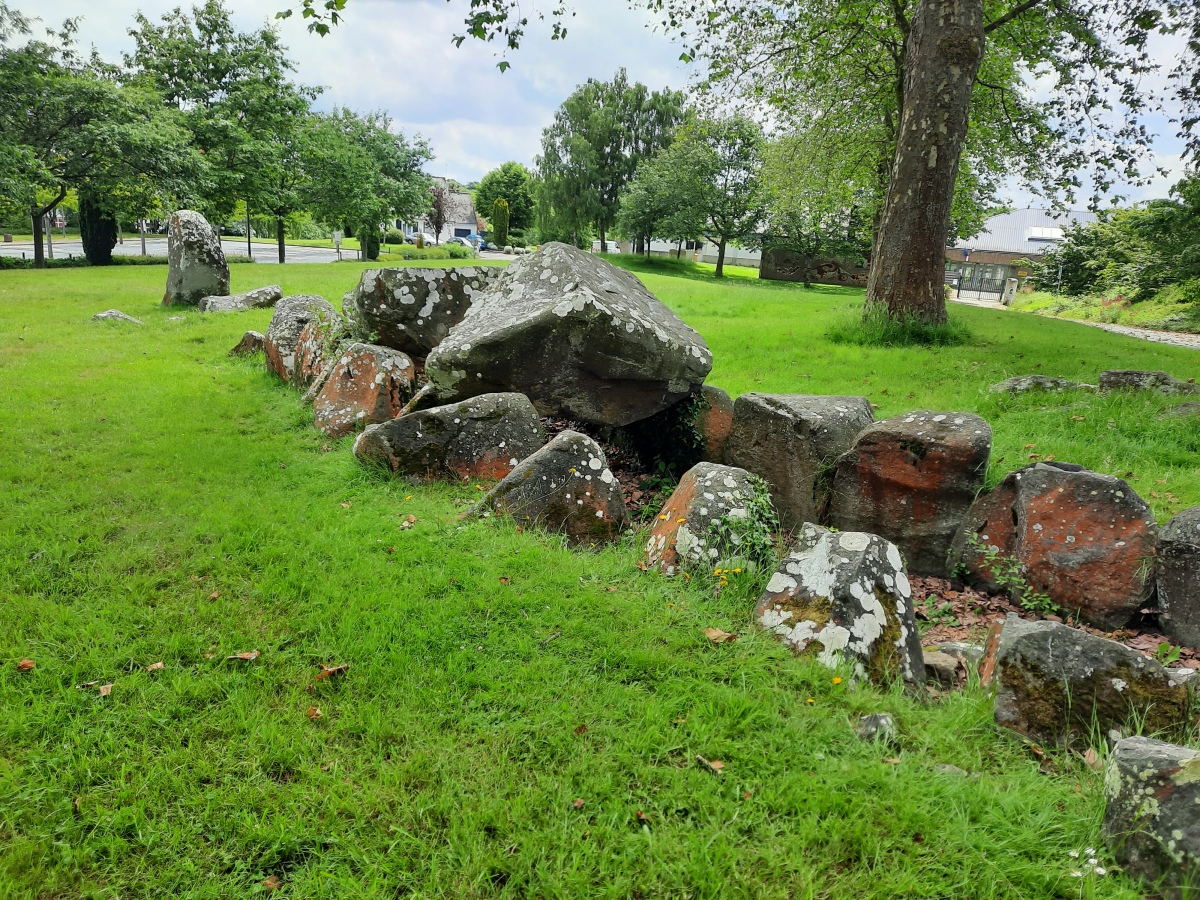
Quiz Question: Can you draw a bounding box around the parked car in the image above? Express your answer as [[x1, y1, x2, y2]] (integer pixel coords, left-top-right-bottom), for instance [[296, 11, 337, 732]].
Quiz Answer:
[[447, 236, 473, 248]]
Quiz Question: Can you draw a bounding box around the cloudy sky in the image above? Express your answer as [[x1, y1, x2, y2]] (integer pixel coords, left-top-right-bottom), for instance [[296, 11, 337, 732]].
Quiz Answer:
[[32, 0, 1193, 206]]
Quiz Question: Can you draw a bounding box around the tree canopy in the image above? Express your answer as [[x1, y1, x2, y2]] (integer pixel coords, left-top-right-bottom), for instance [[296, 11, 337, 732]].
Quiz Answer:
[[475, 162, 534, 231]]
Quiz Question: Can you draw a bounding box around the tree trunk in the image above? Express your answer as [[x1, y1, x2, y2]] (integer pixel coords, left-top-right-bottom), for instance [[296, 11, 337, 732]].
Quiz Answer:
[[676, 238, 683, 259], [139, 219, 147, 256], [865, 0, 984, 324], [599, 223, 607, 254], [276, 217, 285, 264], [715, 239, 727, 278], [31, 210, 44, 268]]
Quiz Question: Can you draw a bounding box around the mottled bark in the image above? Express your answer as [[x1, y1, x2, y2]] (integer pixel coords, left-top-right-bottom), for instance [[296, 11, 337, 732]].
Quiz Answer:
[[866, 0, 984, 324]]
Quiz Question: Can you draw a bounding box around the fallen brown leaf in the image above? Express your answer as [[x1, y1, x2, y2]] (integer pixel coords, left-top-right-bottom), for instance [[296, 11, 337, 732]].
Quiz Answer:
[[697, 755, 725, 774], [76, 680, 99, 690], [606, 586, 617, 592], [574, 723, 588, 736], [227, 650, 260, 662], [146, 661, 164, 672], [635, 810, 648, 823], [398, 514, 417, 530], [572, 798, 585, 810], [1083, 748, 1102, 772], [883, 757, 901, 765], [499, 576, 511, 585], [315, 663, 349, 682], [263, 875, 281, 891], [98, 683, 113, 697], [72, 797, 82, 815], [703, 627, 737, 644], [17, 658, 35, 672], [306, 706, 323, 720], [207, 591, 220, 601], [202, 653, 217, 659], [743, 790, 752, 800]]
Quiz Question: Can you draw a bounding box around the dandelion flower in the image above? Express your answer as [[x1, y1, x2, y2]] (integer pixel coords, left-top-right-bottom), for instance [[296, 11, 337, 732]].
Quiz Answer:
[[806, 698, 815, 704], [832, 677, 843, 685], [733, 568, 742, 574]]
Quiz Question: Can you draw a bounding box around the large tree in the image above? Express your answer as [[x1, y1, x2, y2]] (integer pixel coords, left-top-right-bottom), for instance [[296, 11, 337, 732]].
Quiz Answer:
[[475, 161, 534, 231], [536, 69, 685, 251], [0, 16, 197, 267]]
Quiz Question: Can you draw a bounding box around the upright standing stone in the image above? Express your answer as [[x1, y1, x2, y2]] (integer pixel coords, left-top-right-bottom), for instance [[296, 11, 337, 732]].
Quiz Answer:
[[827, 411, 991, 576], [1158, 507, 1200, 648], [162, 210, 229, 306], [755, 524, 925, 686], [949, 462, 1158, 629], [1103, 737, 1200, 900], [723, 393, 873, 529], [696, 385, 735, 463], [425, 243, 711, 426], [313, 344, 416, 438]]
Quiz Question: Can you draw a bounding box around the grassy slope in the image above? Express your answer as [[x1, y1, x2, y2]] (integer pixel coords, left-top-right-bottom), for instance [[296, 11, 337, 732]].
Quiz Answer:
[[1, 261, 1197, 898]]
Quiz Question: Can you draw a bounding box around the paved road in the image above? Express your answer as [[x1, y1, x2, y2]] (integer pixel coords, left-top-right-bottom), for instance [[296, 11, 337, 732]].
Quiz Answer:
[[0, 237, 343, 264]]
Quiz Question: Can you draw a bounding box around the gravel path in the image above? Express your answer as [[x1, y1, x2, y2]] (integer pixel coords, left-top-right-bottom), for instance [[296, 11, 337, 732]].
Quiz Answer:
[[1081, 321, 1200, 351]]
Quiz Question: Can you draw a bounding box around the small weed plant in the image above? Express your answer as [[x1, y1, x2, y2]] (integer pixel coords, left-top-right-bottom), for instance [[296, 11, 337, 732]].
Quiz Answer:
[[710, 475, 780, 571], [963, 534, 1061, 617]]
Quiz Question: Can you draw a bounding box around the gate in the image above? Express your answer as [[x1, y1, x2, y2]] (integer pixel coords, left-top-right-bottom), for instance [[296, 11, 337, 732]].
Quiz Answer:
[[956, 269, 1008, 301]]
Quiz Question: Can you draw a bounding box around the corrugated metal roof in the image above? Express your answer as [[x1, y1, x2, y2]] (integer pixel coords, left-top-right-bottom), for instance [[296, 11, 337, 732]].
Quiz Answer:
[[950, 208, 1097, 256]]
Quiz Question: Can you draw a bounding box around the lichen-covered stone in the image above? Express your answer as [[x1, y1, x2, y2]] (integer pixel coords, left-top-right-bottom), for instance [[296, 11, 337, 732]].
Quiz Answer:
[[696, 385, 735, 463], [472, 430, 627, 546], [354, 392, 544, 482], [1158, 507, 1200, 648], [230, 330, 264, 356], [313, 343, 416, 438], [855, 713, 898, 744], [827, 411, 992, 576], [1100, 369, 1200, 394], [755, 524, 924, 686], [724, 393, 873, 529], [1166, 401, 1200, 418], [162, 210, 228, 306], [199, 285, 282, 313], [949, 462, 1157, 629], [1103, 736, 1200, 899], [643, 462, 762, 575], [988, 616, 1191, 747], [342, 266, 504, 356], [264, 294, 340, 385], [92, 309, 142, 324], [989, 375, 1097, 394], [292, 311, 348, 390], [425, 242, 712, 426]]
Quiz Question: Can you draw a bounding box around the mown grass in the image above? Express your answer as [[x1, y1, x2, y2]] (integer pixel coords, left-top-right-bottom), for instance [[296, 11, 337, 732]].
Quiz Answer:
[[1, 261, 1198, 898]]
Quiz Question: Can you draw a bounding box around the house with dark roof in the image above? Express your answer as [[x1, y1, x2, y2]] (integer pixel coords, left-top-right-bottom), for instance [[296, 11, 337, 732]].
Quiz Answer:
[[945, 208, 1096, 292], [399, 177, 479, 243]]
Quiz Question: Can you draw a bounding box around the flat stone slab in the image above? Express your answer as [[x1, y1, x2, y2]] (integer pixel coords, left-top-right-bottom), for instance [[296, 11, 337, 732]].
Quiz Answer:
[[354, 392, 545, 482], [92, 309, 142, 324], [723, 393, 873, 529], [1100, 369, 1199, 394], [755, 523, 924, 686], [471, 429, 628, 546], [425, 242, 712, 426], [828, 411, 992, 577], [342, 266, 504, 356], [989, 375, 1096, 394], [199, 285, 282, 313], [1103, 736, 1200, 899]]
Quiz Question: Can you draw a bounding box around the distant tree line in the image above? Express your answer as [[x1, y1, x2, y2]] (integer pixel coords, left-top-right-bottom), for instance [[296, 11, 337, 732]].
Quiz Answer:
[[0, 0, 433, 267]]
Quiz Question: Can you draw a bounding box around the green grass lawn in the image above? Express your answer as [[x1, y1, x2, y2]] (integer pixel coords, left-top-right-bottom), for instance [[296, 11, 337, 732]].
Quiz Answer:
[[2, 261, 1198, 898]]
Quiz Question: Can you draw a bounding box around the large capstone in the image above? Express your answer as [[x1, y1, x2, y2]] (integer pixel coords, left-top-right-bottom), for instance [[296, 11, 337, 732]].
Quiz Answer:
[[1158, 507, 1200, 648], [643, 462, 765, 575], [723, 393, 873, 529], [827, 411, 992, 577], [989, 375, 1096, 394], [471, 430, 628, 546], [313, 343, 416, 438], [986, 616, 1191, 747], [342, 266, 504, 356], [353, 392, 545, 482], [948, 462, 1157, 629], [265, 295, 341, 385], [199, 285, 282, 313], [424, 243, 711, 426], [162, 210, 229, 306], [755, 524, 924, 686], [1103, 737, 1200, 900]]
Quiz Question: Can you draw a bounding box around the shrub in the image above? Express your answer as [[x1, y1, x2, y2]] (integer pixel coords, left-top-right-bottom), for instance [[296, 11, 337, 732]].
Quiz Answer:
[[78, 195, 118, 266], [363, 228, 381, 261], [446, 243, 474, 259], [492, 197, 510, 248], [384, 229, 406, 246]]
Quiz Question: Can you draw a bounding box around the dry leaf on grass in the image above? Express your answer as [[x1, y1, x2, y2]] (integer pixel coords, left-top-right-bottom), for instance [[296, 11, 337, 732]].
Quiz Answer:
[[572, 798, 585, 810], [315, 663, 349, 682], [884, 757, 901, 765], [227, 650, 260, 662], [340, 501, 352, 509], [17, 658, 35, 672], [697, 755, 725, 774], [1083, 748, 1103, 772], [76, 681, 99, 690], [202, 653, 217, 659], [574, 724, 588, 736], [98, 684, 113, 697], [207, 591, 220, 601], [398, 514, 417, 530], [703, 627, 737, 644], [263, 875, 281, 891], [635, 810, 648, 824], [146, 662, 164, 672], [499, 576, 512, 585], [306, 706, 323, 720]]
